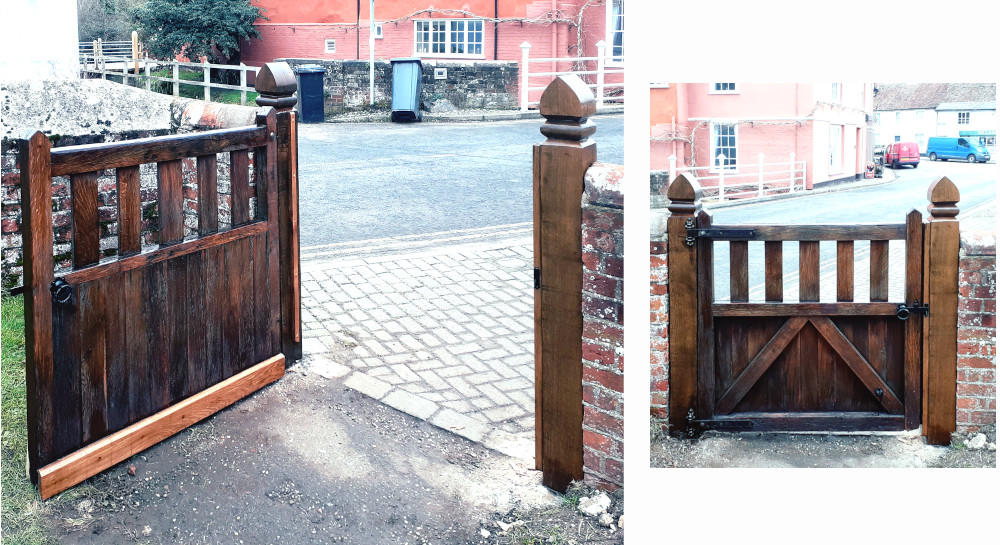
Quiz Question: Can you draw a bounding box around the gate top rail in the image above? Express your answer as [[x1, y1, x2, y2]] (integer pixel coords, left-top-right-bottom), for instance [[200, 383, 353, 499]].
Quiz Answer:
[[702, 223, 908, 241], [49, 126, 268, 177]]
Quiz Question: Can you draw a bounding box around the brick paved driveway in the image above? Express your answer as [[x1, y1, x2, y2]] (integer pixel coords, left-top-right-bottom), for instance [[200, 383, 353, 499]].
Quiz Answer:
[[296, 224, 537, 459]]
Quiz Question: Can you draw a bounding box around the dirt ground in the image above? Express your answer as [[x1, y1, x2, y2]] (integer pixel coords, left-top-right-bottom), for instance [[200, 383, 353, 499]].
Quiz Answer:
[[34, 366, 622, 544], [650, 421, 996, 468]]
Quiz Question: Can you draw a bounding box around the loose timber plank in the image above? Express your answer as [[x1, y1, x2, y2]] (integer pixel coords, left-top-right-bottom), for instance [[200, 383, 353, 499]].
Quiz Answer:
[[37, 355, 285, 499], [51, 126, 266, 176], [71, 172, 101, 269]]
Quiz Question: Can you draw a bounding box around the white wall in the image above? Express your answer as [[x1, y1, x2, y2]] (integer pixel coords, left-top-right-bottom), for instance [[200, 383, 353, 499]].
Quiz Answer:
[[872, 109, 937, 150], [936, 109, 996, 138], [0, 0, 80, 81]]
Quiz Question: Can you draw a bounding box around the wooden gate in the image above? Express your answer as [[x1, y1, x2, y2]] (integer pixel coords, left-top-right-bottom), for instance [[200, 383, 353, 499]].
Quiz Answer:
[[21, 108, 286, 499], [667, 174, 961, 444]]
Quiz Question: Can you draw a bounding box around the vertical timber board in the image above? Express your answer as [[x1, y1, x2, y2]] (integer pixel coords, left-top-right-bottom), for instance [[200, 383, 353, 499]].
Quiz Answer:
[[117, 165, 142, 255], [276, 110, 303, 361], [230, 150, 250, 226], [157, 160, 184, 245], [923, 177, 960, 445], [257, 108, 282, 356], [78, 279, 108, 444], [903, 210, 924, 429], [666, 174, 702, 432], [537, 141, 593, 491], [21, 132, 55, 477], [186, 250, 208, 396], [764, 241, 783, 302], [104, 270, 130, 432], [71, 172, 101, 268], [532, 145, 543, 470], [799, 241, 820, 302], [695, 210, 716, 419], [51, 286, 82, 462], [196, 155, 219, 236], [836, 241, 855, 302]]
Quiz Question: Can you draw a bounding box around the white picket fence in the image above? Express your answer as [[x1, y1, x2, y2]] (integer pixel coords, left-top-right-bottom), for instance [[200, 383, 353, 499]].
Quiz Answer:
[[519, 40, 624, 111], [669, 153, 806, 202], [80, 54, 261, 105]]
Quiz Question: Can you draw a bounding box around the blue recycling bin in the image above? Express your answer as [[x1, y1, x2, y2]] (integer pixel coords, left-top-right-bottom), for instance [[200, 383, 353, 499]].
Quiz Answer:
[[295, 65, 326, 123], [390, 58, 423, 122]]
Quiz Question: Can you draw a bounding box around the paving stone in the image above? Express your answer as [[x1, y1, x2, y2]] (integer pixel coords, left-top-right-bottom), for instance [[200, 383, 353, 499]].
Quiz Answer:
[[483, 404, 526, 423], [383, 390, 438, 420], [344, 372, 391, 399], [430, 409, 489, 443]]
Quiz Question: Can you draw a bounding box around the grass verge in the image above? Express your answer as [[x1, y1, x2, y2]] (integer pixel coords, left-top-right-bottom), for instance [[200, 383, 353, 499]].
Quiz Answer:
[[1, 294, 57, 544]]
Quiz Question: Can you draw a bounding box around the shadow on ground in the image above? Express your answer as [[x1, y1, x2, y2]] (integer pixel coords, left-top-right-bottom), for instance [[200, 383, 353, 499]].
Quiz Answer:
[[650, 422, 996, 469]]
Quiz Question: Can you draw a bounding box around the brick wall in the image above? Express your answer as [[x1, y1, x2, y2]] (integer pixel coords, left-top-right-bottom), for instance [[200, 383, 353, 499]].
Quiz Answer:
[[277, 58, 518, 116], [957, 230, 997, 432], [580, 162, 624, 490], [648, 212, 999, 436]]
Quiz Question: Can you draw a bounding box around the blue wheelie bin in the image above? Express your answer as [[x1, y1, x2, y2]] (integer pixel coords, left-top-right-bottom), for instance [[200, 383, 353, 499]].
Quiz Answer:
[[295, 65, 326, 123], [390, 58, 423, 122]]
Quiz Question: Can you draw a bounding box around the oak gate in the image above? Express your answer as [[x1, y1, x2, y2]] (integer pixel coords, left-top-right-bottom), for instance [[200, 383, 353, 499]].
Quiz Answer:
[[667, 174, 961, 444], [20, 64, 306, 498]]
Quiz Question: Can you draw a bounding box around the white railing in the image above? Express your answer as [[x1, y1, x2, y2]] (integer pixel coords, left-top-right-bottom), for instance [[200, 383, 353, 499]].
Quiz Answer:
[[669, 153, 807, 202], [79, 39, 133, 59], [519, 40, 624, 111], [80, 54, 261, 105]]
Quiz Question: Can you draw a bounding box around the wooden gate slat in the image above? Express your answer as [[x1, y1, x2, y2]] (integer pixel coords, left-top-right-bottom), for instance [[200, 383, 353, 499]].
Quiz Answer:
[[52, 295, 82, 460], [836, 241, 854, 302], [196, 155, 219, 235], [231, 150, 250, 226], [186, 250, 208, 396], [870, 240, 889, 302], [237, 237, 256, 371], [253, 234, 271, 362], [903, 209, 923, 429], [204, 244, 226, 387], [798, 241, 820, 302], [764, 241, 782, 302], [223, 242, 241, 378], [157, 159, 184, 245], [79, 279, 108, 444], [148, 261, 170, 412], [105, 272, 130, 432], [166, 258, 189, 400], [116, 165, 142, 255], [715, 317, 808, 415], [729, 240, 749, 302], [125, 268, 149, 422], [71, 172, 101, 268], [810, 317, 903, 413]]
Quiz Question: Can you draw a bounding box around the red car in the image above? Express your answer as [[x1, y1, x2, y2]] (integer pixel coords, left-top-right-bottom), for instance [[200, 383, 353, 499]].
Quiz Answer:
[[885, 142, 920, 169]]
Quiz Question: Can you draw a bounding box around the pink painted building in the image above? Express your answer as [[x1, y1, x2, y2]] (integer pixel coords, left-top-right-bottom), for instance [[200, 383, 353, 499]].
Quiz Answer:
[[242, 0, 624, 104], [651, 83, 874, 191]]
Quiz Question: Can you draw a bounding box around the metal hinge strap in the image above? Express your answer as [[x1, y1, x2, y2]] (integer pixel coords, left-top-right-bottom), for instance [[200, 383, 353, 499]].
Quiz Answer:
[[534, 267, 541, 290]]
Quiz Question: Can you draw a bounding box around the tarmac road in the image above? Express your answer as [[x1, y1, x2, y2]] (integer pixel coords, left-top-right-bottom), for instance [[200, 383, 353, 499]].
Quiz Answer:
[[295, 115, 625, 249]]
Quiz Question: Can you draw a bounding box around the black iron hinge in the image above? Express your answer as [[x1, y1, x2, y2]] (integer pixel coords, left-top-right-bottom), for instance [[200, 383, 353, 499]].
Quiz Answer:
[[534, 267, 541, 290], [896, 300, 929, 320]]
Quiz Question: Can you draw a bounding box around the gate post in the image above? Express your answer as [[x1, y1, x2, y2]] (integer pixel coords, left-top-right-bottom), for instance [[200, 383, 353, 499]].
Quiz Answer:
[[666, 174, 703, 433], [19, 131, 56, 482], [922, 177, 961, 445], [256, 63, 302, 362], [533, 75, 596, 492]]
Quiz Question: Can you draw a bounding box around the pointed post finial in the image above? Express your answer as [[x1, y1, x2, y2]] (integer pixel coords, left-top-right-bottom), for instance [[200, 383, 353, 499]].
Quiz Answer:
[[538, 75, 597, 143], [927, 176, 960, 220], [666, 173, 703, 216]]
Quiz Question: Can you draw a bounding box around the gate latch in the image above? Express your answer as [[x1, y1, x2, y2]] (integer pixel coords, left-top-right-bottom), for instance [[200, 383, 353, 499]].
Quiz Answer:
[[50, 278, 73, 305], [896, 300, 929, 321], [685, 225, 757, 247], [533, 267, 541, 290]]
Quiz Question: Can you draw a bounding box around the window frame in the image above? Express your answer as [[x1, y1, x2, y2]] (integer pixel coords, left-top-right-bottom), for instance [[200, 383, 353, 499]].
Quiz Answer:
[[709, 83, 738, 94], [605, 0, 624, 66], [413, 19, 485, 59], [958, 111, 970, 125], [709, 122, 738, 172], [829, 124, 843, 174], [324, 39, 336, 54], [831, 83, 841, 102]]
